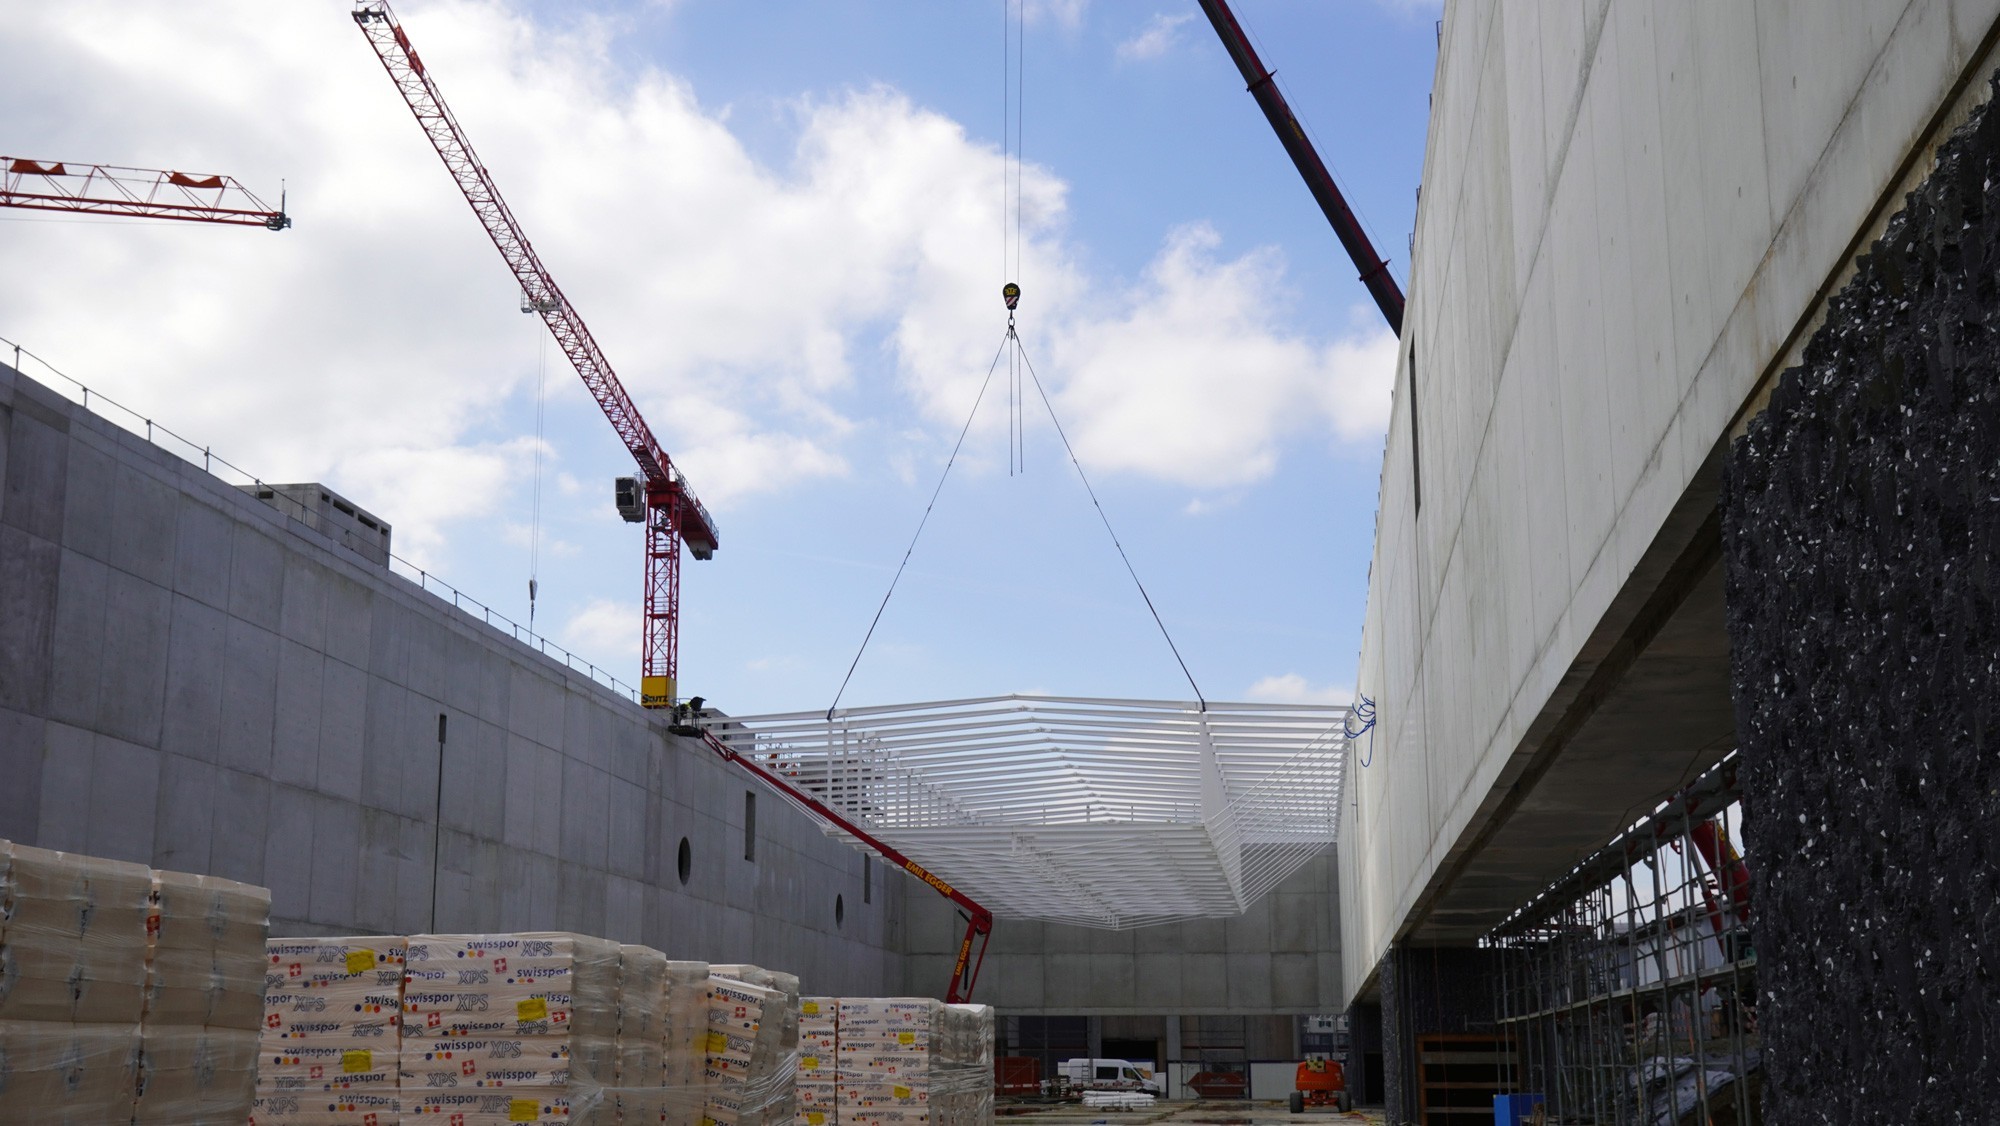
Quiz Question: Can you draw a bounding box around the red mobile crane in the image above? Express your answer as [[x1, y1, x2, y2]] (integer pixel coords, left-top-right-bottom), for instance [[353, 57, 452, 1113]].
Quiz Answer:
[[0, 157, 290, 229], [689, 718, 993, 1003], [353, 1, 718, 708], [353, 3, 995, 1000]]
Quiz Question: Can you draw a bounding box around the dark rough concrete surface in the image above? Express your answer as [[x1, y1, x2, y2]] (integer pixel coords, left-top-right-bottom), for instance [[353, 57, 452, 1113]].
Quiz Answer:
[[1723, 76, 2000, 1125]]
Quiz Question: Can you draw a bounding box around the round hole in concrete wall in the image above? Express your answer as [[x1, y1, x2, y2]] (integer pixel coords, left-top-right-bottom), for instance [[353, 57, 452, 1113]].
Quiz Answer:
[[677, 837, 692, 885], [835, 894, 845, 928]]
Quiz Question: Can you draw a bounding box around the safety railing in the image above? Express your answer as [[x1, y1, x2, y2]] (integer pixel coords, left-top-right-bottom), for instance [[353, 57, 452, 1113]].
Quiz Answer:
[[1, 335, 640, 704]]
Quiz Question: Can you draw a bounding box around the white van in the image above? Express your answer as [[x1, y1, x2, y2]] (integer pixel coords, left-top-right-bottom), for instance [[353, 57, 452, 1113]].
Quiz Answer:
[[1055, 1058, 1165, 1095]]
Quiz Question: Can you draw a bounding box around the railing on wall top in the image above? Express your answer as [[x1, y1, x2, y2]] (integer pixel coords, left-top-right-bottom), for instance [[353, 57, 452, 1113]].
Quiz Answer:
[[0, 335, 641, 704]]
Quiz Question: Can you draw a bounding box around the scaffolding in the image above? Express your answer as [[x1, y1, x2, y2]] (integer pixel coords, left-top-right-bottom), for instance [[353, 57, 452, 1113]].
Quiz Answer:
[[1485, 756, 1760, 1125]]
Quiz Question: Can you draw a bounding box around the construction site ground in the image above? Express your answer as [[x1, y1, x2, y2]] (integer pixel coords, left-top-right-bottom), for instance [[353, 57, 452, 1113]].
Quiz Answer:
[[997, 1101, 1382, 1126]]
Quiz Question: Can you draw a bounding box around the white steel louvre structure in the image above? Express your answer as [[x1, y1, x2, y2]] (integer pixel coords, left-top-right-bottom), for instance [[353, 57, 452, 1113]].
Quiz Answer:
[[707, 695, 1351, 929]]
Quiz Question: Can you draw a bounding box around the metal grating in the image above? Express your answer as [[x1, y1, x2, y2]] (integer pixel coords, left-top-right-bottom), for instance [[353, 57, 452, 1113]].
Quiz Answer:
[[708, 695, 1350, 928]]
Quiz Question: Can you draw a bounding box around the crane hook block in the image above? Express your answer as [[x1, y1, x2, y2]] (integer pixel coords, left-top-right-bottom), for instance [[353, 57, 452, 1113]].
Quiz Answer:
[[1002, 282, 1021, 311]]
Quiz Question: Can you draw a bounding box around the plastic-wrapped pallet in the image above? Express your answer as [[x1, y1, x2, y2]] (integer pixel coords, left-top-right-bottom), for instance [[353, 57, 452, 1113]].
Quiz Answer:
[[0, 841, 153, 1022], [400, 932, 620, 1125], [0, 841, 152, 1125], [703, 967, 799, 1126], [135, 869, 270, 1124], [937, 1005, 993, 1126], [834, 998, 939, 1126], [254, 935, 406, 1126], [613, 944, 672, 1124], [795, 997, 838, 1126], [659, 960, 711, 1126], [833, 999, 993, 1126]]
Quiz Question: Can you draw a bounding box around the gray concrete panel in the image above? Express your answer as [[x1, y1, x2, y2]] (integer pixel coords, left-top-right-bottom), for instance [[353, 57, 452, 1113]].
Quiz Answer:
[[58, 435, 120, 570], [2, 392, 69, 540], [97, 568, 171, 746], [154, 752, 217, 874], [322, 574, 371, 669], [159, 594, 226, 761], [0, 525, 59, 714], [34, 721, 93, 852], [109, 460, 178, 588], [87, 732, 160, 865], [47, 547, 108, 729], [306, 792, 361, 924], [271, 639, 324, 788], [217, 618, 279, 775], [0, 707, 46, 840], [172, 499, 233, 610], [279, 554, 328, 651], [207, 767, 271, 887], [225, 523, 283, 633], [263, 785, 316, 921], [1180, 954, 1229, 1010], [316, 658, 367, 802]]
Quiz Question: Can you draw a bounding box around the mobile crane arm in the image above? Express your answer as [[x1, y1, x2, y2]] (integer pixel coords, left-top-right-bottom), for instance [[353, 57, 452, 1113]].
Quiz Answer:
[[692, 723, 994, 1004]]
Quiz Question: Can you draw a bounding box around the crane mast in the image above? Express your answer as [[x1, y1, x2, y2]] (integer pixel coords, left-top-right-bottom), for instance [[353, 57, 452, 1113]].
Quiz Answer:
[[353, 1, 717, 707]]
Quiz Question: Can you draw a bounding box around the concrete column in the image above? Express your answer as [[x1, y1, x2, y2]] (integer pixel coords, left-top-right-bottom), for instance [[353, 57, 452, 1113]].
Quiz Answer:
[[1086, 1016, 1102, 1059], [1163, 1014, 1182, 1062]]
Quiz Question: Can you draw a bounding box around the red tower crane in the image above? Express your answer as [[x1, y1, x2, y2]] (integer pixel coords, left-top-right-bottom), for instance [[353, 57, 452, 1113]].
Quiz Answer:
[[0, 157, 290, 229], [353, 1, 718, 707]]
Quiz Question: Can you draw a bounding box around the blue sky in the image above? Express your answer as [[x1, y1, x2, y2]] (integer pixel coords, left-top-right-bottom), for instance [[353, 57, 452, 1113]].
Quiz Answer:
[[1, 0, 1440, 716]]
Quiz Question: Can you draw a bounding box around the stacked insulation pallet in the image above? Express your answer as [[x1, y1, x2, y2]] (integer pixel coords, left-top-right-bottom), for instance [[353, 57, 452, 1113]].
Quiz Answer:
[[705, 964, 802, 1126], [833, 1000, 994, 1126], [254, 933, 783, 1124], [400, 932, 625, 1123], [256, 936, 405, 1124], [795, 998, 837, 1126], [0, 839, 269, 1125]]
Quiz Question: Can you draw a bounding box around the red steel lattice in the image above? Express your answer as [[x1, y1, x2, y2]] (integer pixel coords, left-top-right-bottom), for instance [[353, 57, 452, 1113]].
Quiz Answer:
[[353, 1, 716, 703]]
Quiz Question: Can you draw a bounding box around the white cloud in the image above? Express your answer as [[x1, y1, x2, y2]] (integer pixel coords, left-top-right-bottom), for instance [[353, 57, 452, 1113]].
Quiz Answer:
[[1024, 0, 1089, 31], [1244, 673, 1352, 706], [1032, 224, 1397, 488], [561, 597, 640, 660], [1116, 13, 1195, 62], [0, 0, 1392, 565]]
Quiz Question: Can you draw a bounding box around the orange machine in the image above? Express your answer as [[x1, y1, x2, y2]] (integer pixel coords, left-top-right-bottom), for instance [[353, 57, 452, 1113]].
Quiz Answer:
[[1289, 1059, 1350, 1113]]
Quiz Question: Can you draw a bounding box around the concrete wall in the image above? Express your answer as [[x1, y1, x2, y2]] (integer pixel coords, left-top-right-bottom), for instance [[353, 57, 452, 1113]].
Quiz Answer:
[[1341, 0, 2000, 1003], [0, 361, 902, 997], [901, 850, 1340, 1015]]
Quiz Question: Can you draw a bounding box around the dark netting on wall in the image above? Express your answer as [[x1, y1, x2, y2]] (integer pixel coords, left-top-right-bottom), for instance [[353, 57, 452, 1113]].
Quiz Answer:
[[1487, 758, 1759, 1125], [1722, 76, 2000, 1124]]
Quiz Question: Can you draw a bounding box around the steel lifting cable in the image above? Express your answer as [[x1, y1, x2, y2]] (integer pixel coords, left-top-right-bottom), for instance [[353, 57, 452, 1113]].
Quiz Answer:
[[527, 322, 548, 630], [1012, 335, 1206, 711], [829, 0, 1204, 714], [826, 333, 1014, 719]]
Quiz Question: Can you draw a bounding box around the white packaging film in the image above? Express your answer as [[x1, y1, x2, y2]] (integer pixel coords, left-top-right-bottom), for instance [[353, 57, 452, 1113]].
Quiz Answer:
[[830, 999, 993, 1126], [253, 932, 735, 1125], [0, 838, 270, 1126], [702, 965, 802, 1126]]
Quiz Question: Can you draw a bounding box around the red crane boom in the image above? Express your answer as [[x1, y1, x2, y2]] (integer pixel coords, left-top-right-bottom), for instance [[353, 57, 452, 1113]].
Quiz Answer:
[[1, 157, 289, 229], [353, 1, 717, 706]]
